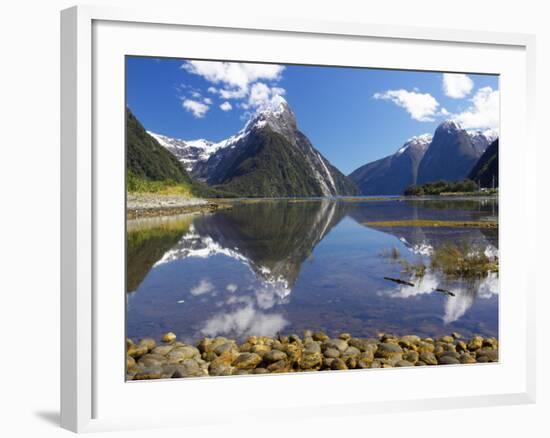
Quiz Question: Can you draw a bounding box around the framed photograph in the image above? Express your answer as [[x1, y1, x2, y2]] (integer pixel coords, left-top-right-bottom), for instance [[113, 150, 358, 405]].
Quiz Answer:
[[61, 5, 536, 432]]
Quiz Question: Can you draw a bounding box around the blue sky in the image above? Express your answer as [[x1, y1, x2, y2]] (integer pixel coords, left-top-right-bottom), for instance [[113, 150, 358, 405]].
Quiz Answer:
[[126, 56, 499, 174]]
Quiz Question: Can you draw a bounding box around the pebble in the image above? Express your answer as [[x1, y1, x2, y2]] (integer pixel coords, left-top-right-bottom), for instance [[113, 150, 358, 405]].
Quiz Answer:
[[375, 343, 403, 359], [232, 353, 262, 370], [126, 332, 499, 380], [161, 332, 177, 343]]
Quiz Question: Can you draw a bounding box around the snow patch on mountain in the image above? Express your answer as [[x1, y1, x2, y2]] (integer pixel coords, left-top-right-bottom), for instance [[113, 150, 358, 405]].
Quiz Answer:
[[148, 129, 249, 172], [467, 128, 498, 144], [396, 133, 433, 155]]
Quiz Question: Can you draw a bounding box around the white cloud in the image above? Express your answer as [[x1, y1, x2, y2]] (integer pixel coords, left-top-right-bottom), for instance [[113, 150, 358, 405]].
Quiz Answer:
[[203, 97, 212, 105], [190, 279, 215, 296], [190, 90, 202, 99], [182, 99, 209, 118], [442, 73, 474, 98], [218, 87, 248, 100], [182, 61, 284, 95], [452, 86, 499, 131], [243, 82, 286, 110], [219, 101, 233, 111], [201, 304, 288, 338], [226, 283, 238, 292], [374, 89, 441, 122], [207, 86, 217, 94]]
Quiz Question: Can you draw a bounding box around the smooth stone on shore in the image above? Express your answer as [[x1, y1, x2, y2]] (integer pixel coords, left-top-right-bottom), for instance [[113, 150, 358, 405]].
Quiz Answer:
[[126, 355, 136, 369], [482, 338, 498, 349], [267, 359, 290, 373], [138, 353, 167, 368], [127, 344, 148, 358], [476, 348, 499, 362], [375, 343, 403, 359], [301, 352, 323, 370], [419, 352, 438, 365], [250, 344, 271, 357], [313, 332, 329, 342], [467, 336, 484, 351], [403, 351, 419, 364], [264, 349, 287, 363], [304, 341, 321, 355], [166, 347, 198, 363], [342, 346, 361, 358], [459, 353, 477, 364], [395, 360, 415, 367], [139, 337, 156, 351], [323, 338, 349, 353], [151, 345, 175, 356], [417, 342, 435, 353], [348, 338, 377, 352], [161, 332, 177, 343], [456, 341, 468, 353], [232, 353, 262, 370], [289, 334, 302, 343], [213, 342, 238, 356], [330, 358, 348, 370], [134, 366, 163, 380], [399, 335, 421, 348], [324, 347, 340, 358], [172, 359, 205, 378], [339, 333, 352, 341], [208, 359, 233, 376], [438, 335, 454, 344], [438, 355, 461, 365], [283, 343, 302, 362], [359, 350, 375, 363], [437, 351, 460, 360]]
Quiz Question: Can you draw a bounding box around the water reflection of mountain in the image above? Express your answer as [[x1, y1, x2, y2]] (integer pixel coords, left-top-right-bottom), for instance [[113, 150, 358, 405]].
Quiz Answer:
[[126, 216, 192, 292], [347, 199, 499, 250], [347, 200, 499, 327], [194, 200, 346, 287], [129, 199, 346, 293], [126, 199, 499, 341]]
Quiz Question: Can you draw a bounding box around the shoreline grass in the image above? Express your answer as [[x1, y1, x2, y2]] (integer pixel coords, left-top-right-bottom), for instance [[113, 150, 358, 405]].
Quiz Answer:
[[364, 219, 498, 228]]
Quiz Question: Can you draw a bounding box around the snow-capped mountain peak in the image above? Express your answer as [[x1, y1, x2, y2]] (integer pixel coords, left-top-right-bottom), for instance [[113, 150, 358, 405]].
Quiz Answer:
[[396, 133, 432, 155], [245, 95, 297, 135], [438, 119, 463, 133]]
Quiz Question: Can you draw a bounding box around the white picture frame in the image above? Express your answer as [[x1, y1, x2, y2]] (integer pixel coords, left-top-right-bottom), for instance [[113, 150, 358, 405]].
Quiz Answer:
[[60, 4, 537, 433]]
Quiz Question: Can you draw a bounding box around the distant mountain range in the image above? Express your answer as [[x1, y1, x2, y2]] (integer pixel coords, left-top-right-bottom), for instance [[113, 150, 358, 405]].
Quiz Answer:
[[148, 96, 358, 197], [349, 134, 432, 196], [130, 99, 498, 197], [349, 121, 498, 195]]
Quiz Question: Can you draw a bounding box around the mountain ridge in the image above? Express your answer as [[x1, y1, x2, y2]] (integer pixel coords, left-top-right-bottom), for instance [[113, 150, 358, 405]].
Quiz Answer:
[[349, 121, 497, 195], [150, 96, 358, 197]]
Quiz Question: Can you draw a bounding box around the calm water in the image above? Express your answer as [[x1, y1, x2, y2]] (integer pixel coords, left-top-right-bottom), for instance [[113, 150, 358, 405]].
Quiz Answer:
[[126, 198, 499, 343]]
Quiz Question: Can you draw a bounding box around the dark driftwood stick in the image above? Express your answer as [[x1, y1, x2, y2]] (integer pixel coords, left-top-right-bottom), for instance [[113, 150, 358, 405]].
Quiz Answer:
[[435, 288, 456, 297], [383, 277, 415, 287]]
